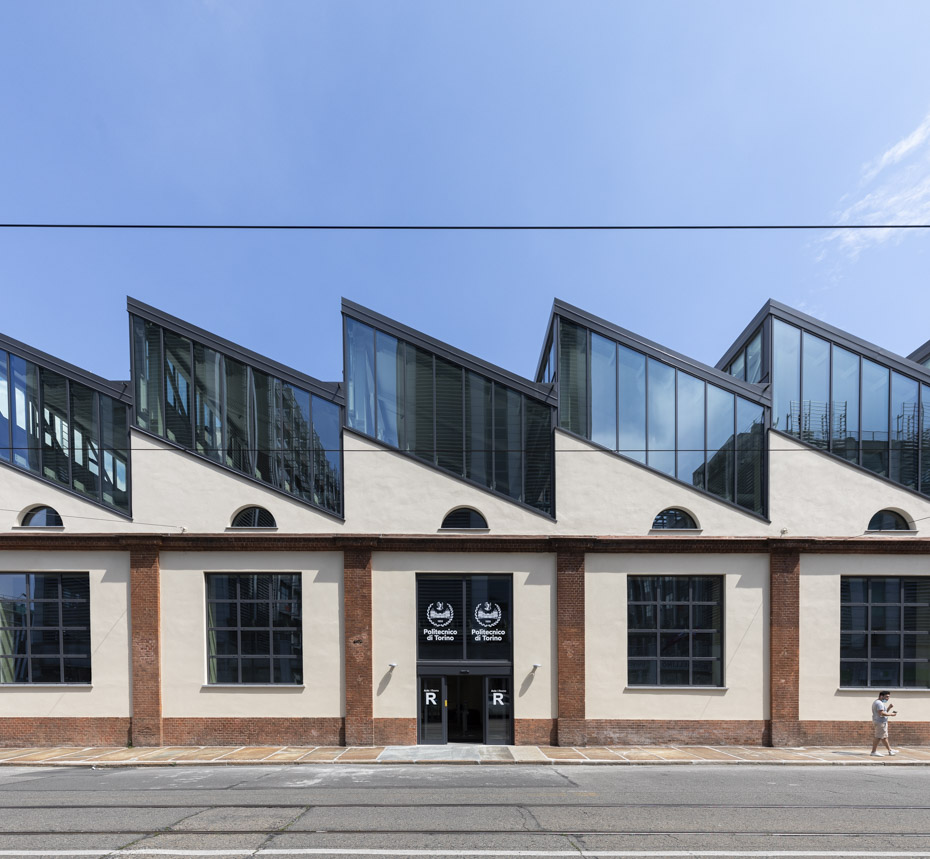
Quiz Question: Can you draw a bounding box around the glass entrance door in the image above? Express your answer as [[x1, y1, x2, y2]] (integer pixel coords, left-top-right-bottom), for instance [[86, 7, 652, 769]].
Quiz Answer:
[[485, 675, 513, 744], [418, 676, 446, 744]]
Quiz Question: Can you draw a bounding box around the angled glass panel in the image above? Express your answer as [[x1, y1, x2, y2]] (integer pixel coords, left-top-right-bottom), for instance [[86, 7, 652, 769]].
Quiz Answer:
[[706, 384, 735, 503], [891, 372, 919, 489], [131, 316, 164, 436], [345, 317, 375, 436], [224, 357, 252, 475], [464, 372, 493, 488], [590, 333, 617, 450], [10, 355, 40, 473], [832, 345, 859, 463], [251, 369, 279, 486], [736, 398, 765, 514], [745, 329, 763, 384], [100, 397, 130, 513], [193, 343, 224, 462], [375, 331, 401, 447], [40, 368, 70, 487], [618, 344, 646, 463], [435, 358, 464, 475], [923, 385, 930, 495], [729, 351, 745, 381], [646, 359, 675, 476], [0, 350, 9, 462], [70, 382, 99, 501], [676, 372, 704, 488], [494, 384, 523, 501], [772, 319, 800, 433], [524, 398, 552, 513], [404, 344, 434, 463], [163, 330, 193, 448], [558, 319, 587, 436], [800, 332, 830, 449], [281, 384, 312, 502], [312, 395, 342, 514], [861, 359, 889, 477]]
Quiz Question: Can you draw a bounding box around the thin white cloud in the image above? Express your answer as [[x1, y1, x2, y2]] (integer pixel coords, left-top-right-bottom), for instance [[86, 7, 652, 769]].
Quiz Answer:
[[822, 110, 930, 260]]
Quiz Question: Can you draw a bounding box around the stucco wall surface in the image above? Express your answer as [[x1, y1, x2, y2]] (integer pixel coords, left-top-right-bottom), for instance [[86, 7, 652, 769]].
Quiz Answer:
[[799, 553, 930, 722], [370, 552, 556, 720], [0, 550, 131, 716], [585, 553, 769, 720], [159, 551, 344, 718]]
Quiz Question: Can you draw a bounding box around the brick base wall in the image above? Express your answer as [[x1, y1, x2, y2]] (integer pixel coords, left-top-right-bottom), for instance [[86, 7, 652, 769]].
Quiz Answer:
[[799, 721, 930, 746], [585, 719, 771, 746], [374, 718, 417, 745], [161, 718, 344, 746], [0, 718, 131, 747], [516, 719, 557, 745]]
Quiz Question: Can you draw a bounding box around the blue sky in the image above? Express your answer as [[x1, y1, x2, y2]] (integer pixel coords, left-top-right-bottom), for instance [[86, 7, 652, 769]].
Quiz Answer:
[[1, 2, 929, 384]]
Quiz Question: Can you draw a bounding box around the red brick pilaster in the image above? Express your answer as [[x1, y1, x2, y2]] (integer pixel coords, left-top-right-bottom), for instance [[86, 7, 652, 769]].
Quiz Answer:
[[344, 548, 373, 745], [130, 545, 162, 746], [770, 548, 801, 746], [556, 549, 586, 746]]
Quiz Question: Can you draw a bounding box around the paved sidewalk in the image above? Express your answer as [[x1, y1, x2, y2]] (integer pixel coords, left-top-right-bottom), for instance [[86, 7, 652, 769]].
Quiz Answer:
[[1, 743, 929, 766]]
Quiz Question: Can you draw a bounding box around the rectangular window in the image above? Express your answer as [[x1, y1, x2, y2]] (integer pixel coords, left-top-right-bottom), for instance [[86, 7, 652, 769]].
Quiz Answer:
[[206, 573, 302, 685], [0, 573, 91, 684], [627, 575, 723, 686], [0, 349, 9, 462], [841, 576, 930, 688], [558, 319, 588, 436]]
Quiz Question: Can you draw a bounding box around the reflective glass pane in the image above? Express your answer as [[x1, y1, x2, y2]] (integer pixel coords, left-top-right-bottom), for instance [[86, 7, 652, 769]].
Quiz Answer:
[[891, 372, 919, 489], [404, 344, 434, 463], [131, 317, 164, 436], [280, 384, 312, 502], [870, 663, 900, 687], [628, 576, 657, 602], [590, 333, 617, 449], [736, 398, 764, 514], [871, 605, 901, 630], [841, 577, 867, 604], [659, 660, 689, 685], [923, 385, 930, 495], [273, 658, 302, 684], [11, 355, 40, 472], [0, 350, 9, 461], [345, 318, 375, 435], [870, 633, 900, 659], [745, 330, 763, 384], [70, 383, 99, 500], [706, 384, 734, 503], [647, 359, 675, 476], [692, 660, 721, 686], [466, 575, 512, 661], [618, 345, 646, 463], [194, 343, 224, 462], [627, 604, 656, 630], [659, 605, 689, 629], [840, 632, 868, 659], [464, 372, 493, 488], [659, 632, 689, 657], [163, 331, 193, 448], [676, 372, 704, 488], [494, 385, 522, 501], [375, 331, 402, 447], [800, 332, 830, 448], [558, 320, 587, 436], [903, 662, 930, 688], [861, 359, 889, 477], [40, 368, 69, 486], [871, 578, 900, 603], [903, 634, 930, 659], [628, 632, 657, 657], [31, 658, 62, 683], [628, 660, 657, 685], [832, 346, 859, 463], [224, 357, 252, 474], [903, 578, 930, 604], [840, 661, 868, 687], [240, 659, 271, 683], [730, 351, 745, 381], [100, 397, 129, 513], [435, 358, 464, 475], [312, 396, 342, 515], [772, 319, 800, 433], [524, 399, 552, 513], [251, 369, 279, 485]]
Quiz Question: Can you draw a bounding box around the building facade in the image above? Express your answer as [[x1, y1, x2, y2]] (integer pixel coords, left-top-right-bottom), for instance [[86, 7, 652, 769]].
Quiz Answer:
[[1, 297, 930, 748]]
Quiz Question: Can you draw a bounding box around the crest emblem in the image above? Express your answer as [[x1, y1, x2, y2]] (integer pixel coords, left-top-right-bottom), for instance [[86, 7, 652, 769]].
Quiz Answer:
[[474, 601, 502, 628], [426, 601, 454, 627]]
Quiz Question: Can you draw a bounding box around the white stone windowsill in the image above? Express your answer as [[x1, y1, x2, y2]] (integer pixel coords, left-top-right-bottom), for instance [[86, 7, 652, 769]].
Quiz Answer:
[[224, 527, 279, 533], [864, 530, 918, 536], [11, 526, 65, 531], [624, 685, 727, 691], [649, 529, 703, 535], [201, 684, 304, 690], [438, 528, 491, 534], [0, 683, 92, 688]]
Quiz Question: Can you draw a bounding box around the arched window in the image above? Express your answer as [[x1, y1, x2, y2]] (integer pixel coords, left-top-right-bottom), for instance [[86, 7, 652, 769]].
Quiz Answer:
[[441, 508, 488, 529], [652, 508, 698, 530], [231, 506, 277, 528], [867, 509, 910, 531], [21, 506, 64, 527]]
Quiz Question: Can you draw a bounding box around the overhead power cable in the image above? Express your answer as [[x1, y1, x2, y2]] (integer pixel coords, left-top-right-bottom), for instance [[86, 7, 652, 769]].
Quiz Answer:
[[1, 223, 929, 231]]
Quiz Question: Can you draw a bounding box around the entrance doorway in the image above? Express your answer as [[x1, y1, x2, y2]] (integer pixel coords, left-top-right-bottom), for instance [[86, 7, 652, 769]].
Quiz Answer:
[[418, 674, 512, 744]]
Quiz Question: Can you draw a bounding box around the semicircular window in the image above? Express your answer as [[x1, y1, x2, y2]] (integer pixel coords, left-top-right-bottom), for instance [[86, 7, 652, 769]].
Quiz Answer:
[[652, 508, 698, 530], [867, 509, 910, 531], [22, 506, 64, 527], [441, 508, 488, 530], [231, 506, 277, 528]]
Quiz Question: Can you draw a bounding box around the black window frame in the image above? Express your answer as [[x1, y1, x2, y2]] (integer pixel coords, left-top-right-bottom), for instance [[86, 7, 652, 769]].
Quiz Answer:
[[840, 576, 930, 689], [231, 506, 277, 529], [0, 572, 91, 685], [627, 575, 724, 687], [440, 508, 489, 530], [867, 510, 910, 531], [21, 506, 64, 527], [651, 508, 698, 530], [205, 573, 303, 685]]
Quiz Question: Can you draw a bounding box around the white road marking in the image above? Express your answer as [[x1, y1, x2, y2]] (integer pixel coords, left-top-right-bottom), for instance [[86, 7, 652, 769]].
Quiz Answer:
[[1, 850, 930, 858]]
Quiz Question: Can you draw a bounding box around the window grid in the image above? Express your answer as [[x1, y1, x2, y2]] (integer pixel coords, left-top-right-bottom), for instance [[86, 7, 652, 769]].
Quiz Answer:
[[627, 576, 724, 687], [206, 573, 303, 685], [840, 576, 930, 689], [0, 573, 91, 684]]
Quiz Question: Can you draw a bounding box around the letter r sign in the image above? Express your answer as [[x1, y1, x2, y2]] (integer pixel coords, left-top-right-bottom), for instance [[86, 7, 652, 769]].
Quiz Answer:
[[425, 691, 437, 706], [492, 691, 505, 705]]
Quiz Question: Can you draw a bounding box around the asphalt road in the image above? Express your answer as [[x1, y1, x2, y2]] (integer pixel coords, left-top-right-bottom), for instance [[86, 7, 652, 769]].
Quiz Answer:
[[1, 762, 930, 857]]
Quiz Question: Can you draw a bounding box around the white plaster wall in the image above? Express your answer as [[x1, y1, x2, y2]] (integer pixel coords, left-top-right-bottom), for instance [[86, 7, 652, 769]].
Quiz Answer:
[[586, 553, 769, 720], [0, 551, 130, 717], [799, 554, 930, 721], [371, 552, 557, 720], [159, 551, 344, 718]]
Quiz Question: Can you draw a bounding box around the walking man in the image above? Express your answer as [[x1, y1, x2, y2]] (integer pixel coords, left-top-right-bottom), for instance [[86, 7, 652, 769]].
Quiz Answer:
[[870, 690, 898, 757]]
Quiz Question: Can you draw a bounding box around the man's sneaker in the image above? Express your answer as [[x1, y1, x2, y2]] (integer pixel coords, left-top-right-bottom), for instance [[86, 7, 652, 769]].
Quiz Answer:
[[889, 750, 898, 756], [870, 751, 882, 756]]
